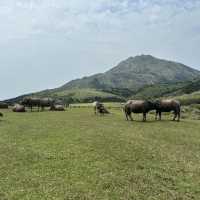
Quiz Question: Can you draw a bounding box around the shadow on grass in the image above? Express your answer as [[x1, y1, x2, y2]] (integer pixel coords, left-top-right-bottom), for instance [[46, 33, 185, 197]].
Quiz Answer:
[[125, 119, 182, 123]]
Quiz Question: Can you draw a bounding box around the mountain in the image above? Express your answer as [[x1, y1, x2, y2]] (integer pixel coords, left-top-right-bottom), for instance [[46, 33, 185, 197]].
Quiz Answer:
[[131, 76, 200, 100], [5, 55, 200, 104], [59, 55, 200, 91], [169, 78, 200, 96]]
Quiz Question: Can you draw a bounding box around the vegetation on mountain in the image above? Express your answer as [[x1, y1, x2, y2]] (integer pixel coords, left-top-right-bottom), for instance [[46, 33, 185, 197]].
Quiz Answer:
[[60, 55, 200, 91], [5, 55, 200, 104]]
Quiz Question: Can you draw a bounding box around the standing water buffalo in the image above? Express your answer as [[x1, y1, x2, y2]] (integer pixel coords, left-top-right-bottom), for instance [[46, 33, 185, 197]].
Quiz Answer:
[[0, 112, 3, 117], [21, 97, 55, 111], [124, 100, 155, 121], [40, 98, 55, 111], [21, 97, 40, 111], [155, 99, 180, 121]]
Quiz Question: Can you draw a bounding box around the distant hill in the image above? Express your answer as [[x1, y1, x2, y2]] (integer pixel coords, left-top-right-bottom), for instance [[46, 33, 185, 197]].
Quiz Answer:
[[169, 78, 200, 96], [59, 55, 200, 91], [5, 55, 200, 104], [175, 90, 200, 105], [132, 77, 200, 100]]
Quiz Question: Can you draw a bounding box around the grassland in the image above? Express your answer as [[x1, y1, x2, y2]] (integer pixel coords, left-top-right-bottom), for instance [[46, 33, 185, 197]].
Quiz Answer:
[[176, 91, 200, 105], [0, 108, 200, 200], [36, 88, 125, 103]]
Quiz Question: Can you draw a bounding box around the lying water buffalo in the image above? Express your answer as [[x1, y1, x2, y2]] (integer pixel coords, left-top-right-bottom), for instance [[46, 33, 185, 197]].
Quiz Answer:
[[93, 101, 110, 115], [13, 104, 26, 112], [124, 100, 155, 121], [21, 97, 54, 111], [0, 102, 8, 109], [93, 101, 101, 115], [50, 104, 65, 111], [155, 99, 181, 121]]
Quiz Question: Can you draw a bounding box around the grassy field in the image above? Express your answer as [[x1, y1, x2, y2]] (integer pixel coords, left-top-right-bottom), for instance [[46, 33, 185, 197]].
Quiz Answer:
[[0, 108, 200, 200]]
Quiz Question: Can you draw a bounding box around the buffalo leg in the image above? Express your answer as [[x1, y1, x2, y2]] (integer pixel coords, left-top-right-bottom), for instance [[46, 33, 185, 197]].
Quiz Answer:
[[159, 112, 161, 120], [128, 113, 133, 121], [125, 107, 133, 121], [143, 113, 146, 122], [177, 112, 180, 122], [172, 112, 177, 121], [155, 111, 158, 120], [176, 108, 180, 122], [125, 112, 129, 121]]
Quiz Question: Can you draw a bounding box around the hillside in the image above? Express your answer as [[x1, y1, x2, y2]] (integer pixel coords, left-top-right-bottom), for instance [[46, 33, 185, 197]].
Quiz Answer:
[[132, 77, 200, 100], [172, 90, 200, 105], [5, 55, 200, 104], [59, 55, 200, 91]]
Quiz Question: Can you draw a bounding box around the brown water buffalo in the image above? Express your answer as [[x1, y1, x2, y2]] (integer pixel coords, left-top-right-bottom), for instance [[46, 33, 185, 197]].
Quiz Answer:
[[50, 104, 65, 111], [21, 97, 54, 111], [40, 98, 55, 111], [124, 100, 155, 121], [13, 104, 26, 112], [0, 102, 8, 109], [154, 99, 180, 121]]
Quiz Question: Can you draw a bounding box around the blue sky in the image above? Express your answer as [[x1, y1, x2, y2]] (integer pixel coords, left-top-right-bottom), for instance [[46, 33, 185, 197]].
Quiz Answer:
[[0, 0, 200, 100]]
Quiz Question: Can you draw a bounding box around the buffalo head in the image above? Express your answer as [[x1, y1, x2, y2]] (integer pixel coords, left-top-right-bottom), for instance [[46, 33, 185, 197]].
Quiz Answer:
[[21, 97, 29, 105], [146, 100, 156, 111]]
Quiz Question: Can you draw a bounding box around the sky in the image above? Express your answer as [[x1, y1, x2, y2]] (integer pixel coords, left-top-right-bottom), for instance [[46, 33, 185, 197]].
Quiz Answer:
[[0, 0, 200, 100]]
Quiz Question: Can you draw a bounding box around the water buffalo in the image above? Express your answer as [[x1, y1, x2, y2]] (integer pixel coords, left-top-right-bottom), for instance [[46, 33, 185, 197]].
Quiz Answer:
[[21, 97, 41, 111], [124, 100, 155, 121], [13, 104, 26, 112], [0, 102, 8, 109], [0, 112, 3, 117], [50, 104, 65, 111], [40, 98, 55, 111], [21, 97, 54, 111], [93, 101, 101, 115], [93, 101, 109, 115], [155, 99, 180, 121]]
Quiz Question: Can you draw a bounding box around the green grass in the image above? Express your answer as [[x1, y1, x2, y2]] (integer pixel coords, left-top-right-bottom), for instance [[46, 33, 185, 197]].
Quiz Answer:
[[69, 102, 123, 109], [38, 88, 125, 103], [0, 108, 200, 200], [175, 91, 200, 105]]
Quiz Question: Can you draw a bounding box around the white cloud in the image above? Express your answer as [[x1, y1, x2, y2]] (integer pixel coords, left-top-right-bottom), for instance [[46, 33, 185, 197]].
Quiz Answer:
[[0, 0, 200, 99], [0, 0, 200, 40]]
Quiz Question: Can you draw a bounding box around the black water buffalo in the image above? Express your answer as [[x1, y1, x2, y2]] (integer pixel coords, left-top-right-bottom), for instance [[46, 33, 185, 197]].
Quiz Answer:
[[155, 99, 180, 121], [13, 104, 26, 112], [0, 112, 3, 117], [124, 100, 155, 121], [50, 104, 65, 111], [0, 102, 8, 109], [21, 97, 41, 111], [21, 97, 54, 111]]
